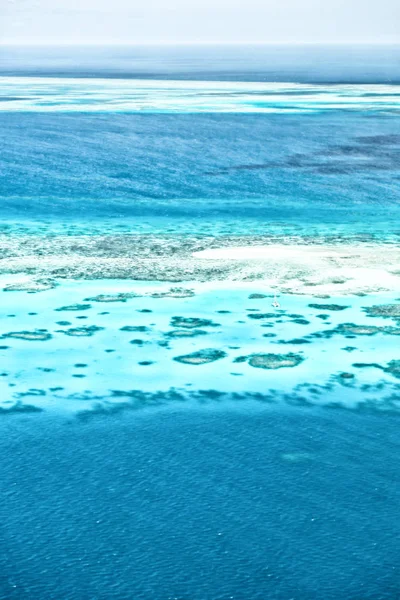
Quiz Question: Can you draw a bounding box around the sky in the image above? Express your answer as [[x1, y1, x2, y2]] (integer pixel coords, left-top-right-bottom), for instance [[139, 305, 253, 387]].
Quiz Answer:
[[1, 0, 399, 45]]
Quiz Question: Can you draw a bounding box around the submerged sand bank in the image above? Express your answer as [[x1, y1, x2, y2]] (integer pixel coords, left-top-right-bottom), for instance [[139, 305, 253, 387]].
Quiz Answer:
[[0, 234, 399, 295]]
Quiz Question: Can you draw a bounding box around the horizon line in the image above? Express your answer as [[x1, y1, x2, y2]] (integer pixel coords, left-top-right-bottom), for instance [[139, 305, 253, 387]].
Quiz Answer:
[[1, 40, 400, 47]]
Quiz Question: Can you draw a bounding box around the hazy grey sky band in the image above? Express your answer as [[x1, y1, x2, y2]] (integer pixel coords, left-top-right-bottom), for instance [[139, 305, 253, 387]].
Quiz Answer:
[[1, 0, 399, 45]]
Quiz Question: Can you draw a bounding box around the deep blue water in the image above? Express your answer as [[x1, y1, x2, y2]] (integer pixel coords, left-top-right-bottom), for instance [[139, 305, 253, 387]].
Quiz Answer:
[[1, 112, 400, 236], [1, 407, 399, 600]]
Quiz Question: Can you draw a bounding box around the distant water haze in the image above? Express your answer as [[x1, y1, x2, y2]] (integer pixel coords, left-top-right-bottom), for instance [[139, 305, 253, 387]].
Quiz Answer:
[[0, 44, 400, 83]]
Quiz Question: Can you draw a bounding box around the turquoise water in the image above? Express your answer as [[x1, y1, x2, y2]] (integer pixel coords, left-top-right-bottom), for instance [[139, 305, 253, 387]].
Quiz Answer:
[[1, 46, 400, 599], [1, 281, 399, 415]]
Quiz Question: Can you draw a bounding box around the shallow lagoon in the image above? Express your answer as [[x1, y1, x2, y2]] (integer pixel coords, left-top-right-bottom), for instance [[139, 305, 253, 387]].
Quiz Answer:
[[1, 279, 399, 416]]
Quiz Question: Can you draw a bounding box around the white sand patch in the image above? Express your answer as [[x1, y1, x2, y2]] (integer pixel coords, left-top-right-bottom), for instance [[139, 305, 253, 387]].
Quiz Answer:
[[193, 244, 400, 295], [193, 244, 394, 262], [0, 273, 34, 287]]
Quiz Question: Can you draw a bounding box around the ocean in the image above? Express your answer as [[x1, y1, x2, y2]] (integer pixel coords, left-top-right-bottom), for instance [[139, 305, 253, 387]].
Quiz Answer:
[[0, 45, 399, 599]]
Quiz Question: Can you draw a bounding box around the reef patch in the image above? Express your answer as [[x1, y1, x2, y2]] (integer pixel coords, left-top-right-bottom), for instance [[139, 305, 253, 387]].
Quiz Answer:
[[308, 303, 349, 311], [84, 293, 141, 303], [58, 325, 104, 337], [170, 316, 220, 329], [352, 360, 400, 380], [150, 287, 195, 299], [248, 293, 269, 299], [2, 330, 52, 341], [165, 329, 208, 339], [234, 352, 304, 370], [129, 339, 147, 346], [55, 304, 92, 312], [3, 279, 57, 293], [173, 349, 227, 365], [311, 323, 400, 339], [247, 312, 281, 320], [363, 304, 400, 321]]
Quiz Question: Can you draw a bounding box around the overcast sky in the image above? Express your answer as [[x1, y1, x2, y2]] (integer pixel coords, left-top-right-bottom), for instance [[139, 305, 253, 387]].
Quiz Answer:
[[1, 0, 399, 45]]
